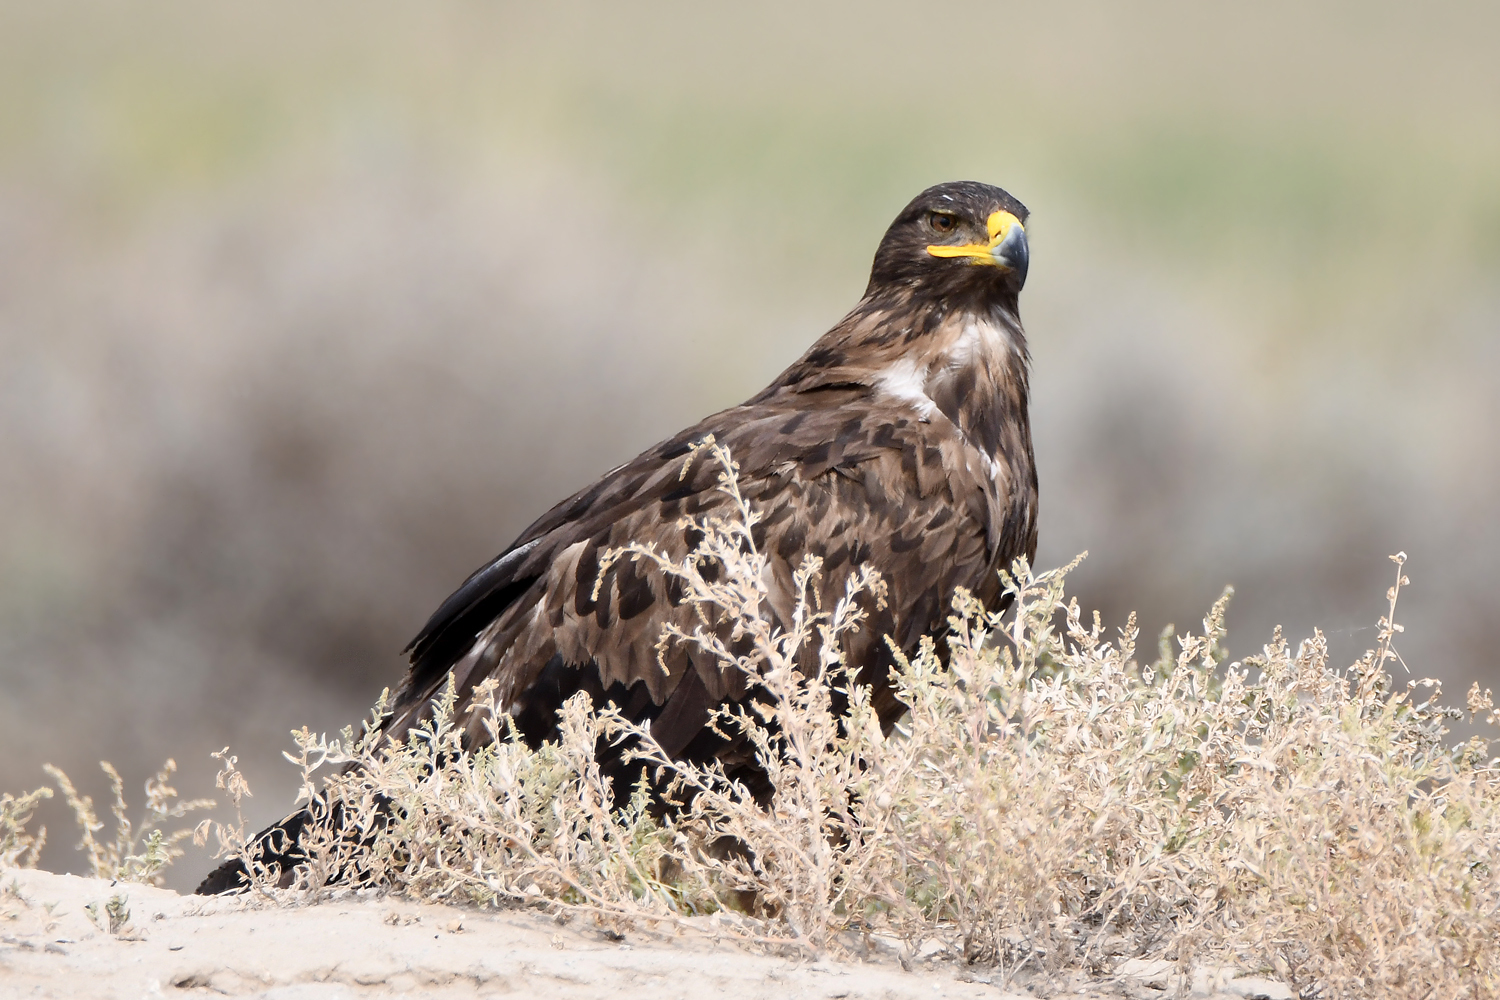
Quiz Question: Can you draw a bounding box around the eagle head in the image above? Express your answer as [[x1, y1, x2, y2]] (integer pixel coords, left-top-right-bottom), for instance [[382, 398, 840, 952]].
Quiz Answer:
[[867, 181, 1030, 304]]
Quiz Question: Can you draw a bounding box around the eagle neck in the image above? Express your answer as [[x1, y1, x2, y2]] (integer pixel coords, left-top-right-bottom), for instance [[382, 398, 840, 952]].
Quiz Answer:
[[757, 292, 1033, 478], [910, 299, 1031, 470]]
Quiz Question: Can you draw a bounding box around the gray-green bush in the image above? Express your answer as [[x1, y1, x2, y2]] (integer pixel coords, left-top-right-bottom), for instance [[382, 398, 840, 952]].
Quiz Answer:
[[7, 443, 1498, 998]]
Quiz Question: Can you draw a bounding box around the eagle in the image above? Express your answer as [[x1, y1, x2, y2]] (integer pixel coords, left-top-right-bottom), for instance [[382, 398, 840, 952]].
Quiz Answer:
[[197, 180, 1037, 894]]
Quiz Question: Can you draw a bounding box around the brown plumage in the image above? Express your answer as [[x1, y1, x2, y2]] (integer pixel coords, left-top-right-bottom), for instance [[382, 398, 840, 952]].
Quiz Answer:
[[197, 179, 1038, 894]]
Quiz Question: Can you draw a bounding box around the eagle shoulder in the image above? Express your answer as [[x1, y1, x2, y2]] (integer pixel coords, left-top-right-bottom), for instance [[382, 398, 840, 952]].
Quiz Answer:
[[387, 385, 1009, 745]]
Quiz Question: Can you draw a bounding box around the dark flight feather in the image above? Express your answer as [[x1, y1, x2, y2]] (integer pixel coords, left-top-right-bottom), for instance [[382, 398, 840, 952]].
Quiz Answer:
[[197, 180, 1039, 894]]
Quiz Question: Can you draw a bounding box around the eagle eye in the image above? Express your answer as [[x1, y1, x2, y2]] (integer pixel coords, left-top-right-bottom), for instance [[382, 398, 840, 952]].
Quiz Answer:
[[927, 212, 958, 234]]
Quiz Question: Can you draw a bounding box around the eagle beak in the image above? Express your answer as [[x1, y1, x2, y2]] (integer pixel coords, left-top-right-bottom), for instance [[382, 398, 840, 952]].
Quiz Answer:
[[926, 209, 1028, 285]]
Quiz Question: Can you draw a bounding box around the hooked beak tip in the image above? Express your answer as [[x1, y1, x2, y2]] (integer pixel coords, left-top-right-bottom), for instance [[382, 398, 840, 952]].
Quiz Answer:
[[993, 225, 1029, 287]]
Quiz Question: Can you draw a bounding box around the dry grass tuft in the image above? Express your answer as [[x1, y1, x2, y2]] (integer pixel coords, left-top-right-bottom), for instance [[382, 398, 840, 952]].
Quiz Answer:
[[2, 760, 215, 885], [6, 444, 1498, 997], [1, 785, 52, 869]]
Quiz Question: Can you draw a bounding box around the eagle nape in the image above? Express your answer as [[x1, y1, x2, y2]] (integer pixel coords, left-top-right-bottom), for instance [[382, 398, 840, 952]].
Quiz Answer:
[[197, 180, 1038, 894]]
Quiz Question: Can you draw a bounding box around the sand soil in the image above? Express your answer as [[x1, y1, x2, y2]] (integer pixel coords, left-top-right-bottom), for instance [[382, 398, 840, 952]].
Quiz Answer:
[[1, 867, 1291, 1000]]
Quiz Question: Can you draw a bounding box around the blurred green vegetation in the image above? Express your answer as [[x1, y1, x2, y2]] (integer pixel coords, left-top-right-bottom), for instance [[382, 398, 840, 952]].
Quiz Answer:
[[2, 1, 1495, 316]]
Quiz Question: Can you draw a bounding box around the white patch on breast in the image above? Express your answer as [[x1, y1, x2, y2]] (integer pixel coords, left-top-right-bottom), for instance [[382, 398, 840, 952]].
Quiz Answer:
[[945, 320, 983, 368], [873, 358, 936, 418], [944, 316, 1019, 370], [876, 312, 1023, 486]]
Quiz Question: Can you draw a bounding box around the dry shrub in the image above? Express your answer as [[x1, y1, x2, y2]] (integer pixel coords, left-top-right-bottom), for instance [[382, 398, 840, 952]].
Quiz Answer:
[[0, 760, 214, 884], [186, 443, 1500, 997], [1, 785, 52, 869], [8, 442, 1498, 997]]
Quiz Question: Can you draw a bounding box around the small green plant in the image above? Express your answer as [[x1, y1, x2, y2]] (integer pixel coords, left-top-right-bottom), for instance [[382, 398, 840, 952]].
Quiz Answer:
[[85, 892, 132, 936]]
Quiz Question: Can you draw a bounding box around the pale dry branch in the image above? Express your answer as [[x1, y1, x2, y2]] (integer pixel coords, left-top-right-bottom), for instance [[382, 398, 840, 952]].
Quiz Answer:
[[4, 446, 1496, 999]]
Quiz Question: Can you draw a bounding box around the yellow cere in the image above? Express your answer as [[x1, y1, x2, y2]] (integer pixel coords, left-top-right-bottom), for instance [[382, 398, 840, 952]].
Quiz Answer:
[[985, 209, 1021, 241], [927, 209, 1023, 264]]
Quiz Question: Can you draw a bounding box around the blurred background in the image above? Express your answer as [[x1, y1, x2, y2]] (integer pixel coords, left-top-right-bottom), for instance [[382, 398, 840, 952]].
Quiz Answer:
[[2, 1, 1497, 889]]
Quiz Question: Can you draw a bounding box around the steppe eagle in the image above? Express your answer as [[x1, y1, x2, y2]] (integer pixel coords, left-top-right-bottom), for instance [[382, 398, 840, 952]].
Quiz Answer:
[[198, 180, 1037, 893]]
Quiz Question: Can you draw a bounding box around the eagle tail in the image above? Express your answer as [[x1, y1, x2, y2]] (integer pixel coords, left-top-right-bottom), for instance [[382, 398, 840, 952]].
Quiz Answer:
[[195, 796, 381, 894], [194, 808, 317, 894]]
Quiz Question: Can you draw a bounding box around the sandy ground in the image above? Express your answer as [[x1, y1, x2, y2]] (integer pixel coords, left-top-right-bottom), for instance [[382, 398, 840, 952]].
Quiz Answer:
[[0, 867, 1293, 1000]]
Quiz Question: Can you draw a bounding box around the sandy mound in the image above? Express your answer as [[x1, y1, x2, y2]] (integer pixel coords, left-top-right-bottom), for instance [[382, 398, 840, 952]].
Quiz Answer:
[[0, 867, 1290, 999]]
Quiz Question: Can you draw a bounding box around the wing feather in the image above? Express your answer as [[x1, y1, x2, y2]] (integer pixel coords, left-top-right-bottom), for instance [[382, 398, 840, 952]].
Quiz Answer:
[[385, 388, 1019, 774]]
